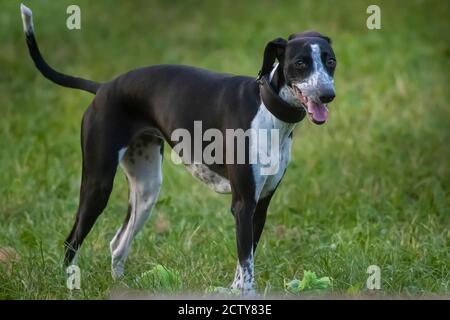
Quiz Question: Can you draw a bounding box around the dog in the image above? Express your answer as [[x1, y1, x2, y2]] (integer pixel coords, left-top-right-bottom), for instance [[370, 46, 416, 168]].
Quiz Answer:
[[20, 4, 336, 294]]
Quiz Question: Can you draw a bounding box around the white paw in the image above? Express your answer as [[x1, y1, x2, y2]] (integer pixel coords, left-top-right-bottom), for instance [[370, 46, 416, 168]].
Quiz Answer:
[[230, 274, 256, 296], [111, 259, 124, 279]]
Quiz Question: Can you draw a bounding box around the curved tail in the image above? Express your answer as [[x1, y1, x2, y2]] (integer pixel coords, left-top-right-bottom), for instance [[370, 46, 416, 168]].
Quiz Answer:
[[20, 4, 100, 94]]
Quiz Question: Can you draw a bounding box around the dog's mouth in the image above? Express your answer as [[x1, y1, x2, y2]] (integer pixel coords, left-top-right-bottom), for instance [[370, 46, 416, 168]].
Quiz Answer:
[[292, 86, 328, 125]]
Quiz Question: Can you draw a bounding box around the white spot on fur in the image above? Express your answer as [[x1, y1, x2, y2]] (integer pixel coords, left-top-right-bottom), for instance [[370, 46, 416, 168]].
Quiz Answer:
[[20, 4, 33, 33], [279, 85, 303, 108], [186, 164, 231, 193], [231, 253, 255, 294]]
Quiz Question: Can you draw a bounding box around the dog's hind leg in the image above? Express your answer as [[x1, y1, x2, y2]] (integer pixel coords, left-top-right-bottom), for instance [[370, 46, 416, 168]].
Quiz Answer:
[[110, 134, 163, 278], [64, 105, 127, 266]]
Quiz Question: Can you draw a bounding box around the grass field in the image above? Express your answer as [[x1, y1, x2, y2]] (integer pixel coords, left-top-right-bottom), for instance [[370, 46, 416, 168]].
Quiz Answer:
[[0, 0, 449, 299]]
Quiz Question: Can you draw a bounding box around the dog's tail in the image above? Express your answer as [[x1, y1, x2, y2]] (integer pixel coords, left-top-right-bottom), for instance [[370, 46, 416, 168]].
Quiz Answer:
[[20, 4, 100, 94]]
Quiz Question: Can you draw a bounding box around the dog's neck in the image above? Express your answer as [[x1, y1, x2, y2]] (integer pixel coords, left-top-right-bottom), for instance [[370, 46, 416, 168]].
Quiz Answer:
[[257, 64, 298, 137], [269, 63, 303, 109]]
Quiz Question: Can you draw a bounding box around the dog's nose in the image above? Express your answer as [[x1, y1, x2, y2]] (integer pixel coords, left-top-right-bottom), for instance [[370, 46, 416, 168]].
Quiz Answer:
[[319, 91, 335, 103]]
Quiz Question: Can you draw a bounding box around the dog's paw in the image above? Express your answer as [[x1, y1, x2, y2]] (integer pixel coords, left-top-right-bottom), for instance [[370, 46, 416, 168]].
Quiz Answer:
[[230, 279, 256, 296], [111, 262, 125, 279]]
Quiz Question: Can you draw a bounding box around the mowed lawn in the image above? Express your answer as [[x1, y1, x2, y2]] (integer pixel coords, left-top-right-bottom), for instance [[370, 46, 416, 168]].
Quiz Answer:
[[0, 0, 449, 299]]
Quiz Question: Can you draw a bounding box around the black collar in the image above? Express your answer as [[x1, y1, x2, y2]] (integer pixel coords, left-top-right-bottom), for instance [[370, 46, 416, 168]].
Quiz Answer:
[[257, 75, 306, 123]]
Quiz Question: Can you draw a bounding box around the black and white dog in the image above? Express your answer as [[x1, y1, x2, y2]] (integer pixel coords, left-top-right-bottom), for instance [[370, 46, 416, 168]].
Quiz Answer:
[[20, 4, 336, 294]]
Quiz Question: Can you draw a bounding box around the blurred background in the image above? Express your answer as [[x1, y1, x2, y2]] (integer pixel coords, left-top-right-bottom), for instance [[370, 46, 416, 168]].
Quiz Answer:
[[0, 0, 448, 298]]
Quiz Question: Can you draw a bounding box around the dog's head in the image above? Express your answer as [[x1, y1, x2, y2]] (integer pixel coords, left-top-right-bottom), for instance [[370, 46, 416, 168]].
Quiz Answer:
[[260, 31, 337, 125]]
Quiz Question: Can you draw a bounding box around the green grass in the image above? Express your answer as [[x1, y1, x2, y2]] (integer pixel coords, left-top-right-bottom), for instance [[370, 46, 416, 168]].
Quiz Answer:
[[0, 0, 449, 299]]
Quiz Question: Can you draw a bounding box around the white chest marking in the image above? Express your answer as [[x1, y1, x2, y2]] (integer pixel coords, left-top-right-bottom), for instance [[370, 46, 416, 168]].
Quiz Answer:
[[250, 102, 295, 201]]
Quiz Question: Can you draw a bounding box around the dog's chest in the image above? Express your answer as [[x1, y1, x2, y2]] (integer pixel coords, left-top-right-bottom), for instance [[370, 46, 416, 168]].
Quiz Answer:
[[180, 102, 294, 198], [251, 103, 295, 200]]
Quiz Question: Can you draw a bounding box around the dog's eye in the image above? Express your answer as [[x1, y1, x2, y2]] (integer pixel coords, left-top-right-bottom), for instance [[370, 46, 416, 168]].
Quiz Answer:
[[295, 60, 307, 69], [327, 58, 336, 69]]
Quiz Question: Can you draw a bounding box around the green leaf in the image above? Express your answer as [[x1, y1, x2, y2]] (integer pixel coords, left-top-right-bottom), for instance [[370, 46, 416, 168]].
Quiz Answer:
[[285, 270, 332, 294], [135, 264, 181, 291]]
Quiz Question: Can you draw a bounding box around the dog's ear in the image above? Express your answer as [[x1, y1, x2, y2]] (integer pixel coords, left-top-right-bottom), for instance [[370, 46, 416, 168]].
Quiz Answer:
[[259, 37, 287, 77]]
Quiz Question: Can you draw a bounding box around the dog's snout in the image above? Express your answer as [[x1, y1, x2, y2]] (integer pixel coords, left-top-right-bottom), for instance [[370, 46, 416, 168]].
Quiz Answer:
[[319, 94, 335, 103], [319, 88, 335, 103]]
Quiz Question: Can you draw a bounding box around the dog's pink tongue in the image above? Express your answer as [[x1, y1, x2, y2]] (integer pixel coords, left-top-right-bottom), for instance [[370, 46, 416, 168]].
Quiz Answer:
[[307, 100, 328, 124]]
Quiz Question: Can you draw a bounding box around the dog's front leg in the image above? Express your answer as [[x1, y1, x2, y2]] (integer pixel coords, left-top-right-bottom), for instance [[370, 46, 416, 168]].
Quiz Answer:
[[230, 198, 257, 295]]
